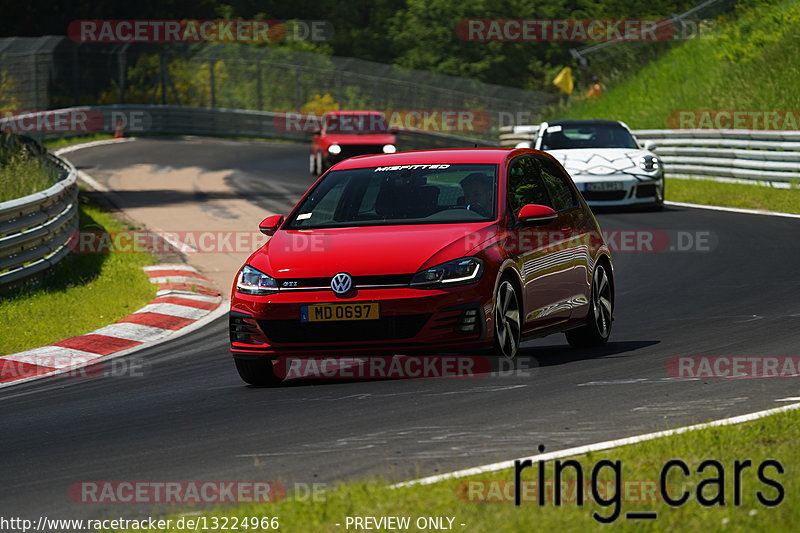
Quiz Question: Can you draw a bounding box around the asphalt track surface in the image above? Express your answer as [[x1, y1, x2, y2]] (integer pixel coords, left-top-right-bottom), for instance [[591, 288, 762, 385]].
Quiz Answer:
[[2, 138, 799, 520]]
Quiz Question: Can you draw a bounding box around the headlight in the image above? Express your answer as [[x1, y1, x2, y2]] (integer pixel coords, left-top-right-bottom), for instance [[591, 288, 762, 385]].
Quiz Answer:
[[410, 257, 483, 288], [382, 144, 397, 153], [638, 155, 660, 172], [328, 144, 342, 155], [237, 265, 278, 295]]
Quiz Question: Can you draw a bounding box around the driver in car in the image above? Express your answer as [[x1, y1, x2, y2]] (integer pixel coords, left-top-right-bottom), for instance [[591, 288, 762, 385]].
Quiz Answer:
[[460, 172, 494, 217]]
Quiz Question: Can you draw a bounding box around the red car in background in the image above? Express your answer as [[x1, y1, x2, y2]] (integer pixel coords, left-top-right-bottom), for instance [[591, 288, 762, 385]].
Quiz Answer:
[[310, 111, 397, 175], [232, 148, 614, 386]]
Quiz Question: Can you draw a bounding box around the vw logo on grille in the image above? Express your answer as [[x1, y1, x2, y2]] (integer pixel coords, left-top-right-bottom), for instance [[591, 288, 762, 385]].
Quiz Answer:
[[330, 272, 353, 295]]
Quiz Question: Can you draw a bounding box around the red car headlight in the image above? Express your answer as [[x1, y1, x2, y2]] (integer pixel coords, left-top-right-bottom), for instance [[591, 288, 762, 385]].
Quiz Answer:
[[410, 257, 483, 288], [237, 265, 279, 295]]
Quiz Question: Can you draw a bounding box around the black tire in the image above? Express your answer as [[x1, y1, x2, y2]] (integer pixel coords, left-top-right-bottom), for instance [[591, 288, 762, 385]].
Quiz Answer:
[[565, 263, 613, 348], [316, 152, 326, 175], [234, 358, 283, 387], [309, 153, 318, 176], [493, 279, 522, 359], [651, 180, 665, 210]]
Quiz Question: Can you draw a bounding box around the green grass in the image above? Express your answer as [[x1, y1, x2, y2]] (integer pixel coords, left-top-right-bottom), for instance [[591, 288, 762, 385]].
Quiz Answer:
[[0, 196, 156, 356], [107, 406, 800, 532], [666, 178, 800, 213], [0, 152, 58, 202], [556, 0, 800, 129], [42, 133, 116, 151]]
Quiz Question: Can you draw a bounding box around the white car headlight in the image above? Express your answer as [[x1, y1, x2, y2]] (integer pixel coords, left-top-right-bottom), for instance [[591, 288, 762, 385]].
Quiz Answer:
[[382, 144, 397, 153], [410, 257, 483, 288], [638, 155, 660, 172], [237, 265, 279, 295], [328, 144, 342, 155]]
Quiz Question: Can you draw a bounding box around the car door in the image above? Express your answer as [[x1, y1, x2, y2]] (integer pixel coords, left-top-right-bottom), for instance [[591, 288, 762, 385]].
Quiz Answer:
[[533, 156, 593, 318], [505, 155, 576, 329]]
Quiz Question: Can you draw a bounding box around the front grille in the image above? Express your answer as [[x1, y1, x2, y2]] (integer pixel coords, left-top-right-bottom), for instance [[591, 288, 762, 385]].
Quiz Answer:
[[277, 274, 413, 290], [582, 190, 628, 201], [259, 314, 430, 343], [339, 144, 385, 158], [636, 183, 657, 198]]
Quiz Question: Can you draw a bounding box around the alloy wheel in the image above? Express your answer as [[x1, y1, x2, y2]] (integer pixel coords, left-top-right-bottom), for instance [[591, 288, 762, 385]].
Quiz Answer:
[[495, 280, 521, 359]]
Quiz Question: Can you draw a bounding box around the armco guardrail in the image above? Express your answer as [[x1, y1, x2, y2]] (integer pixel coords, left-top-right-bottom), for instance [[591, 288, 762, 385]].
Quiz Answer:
[[499, 125, 800, 183], [7, 105, 500, 150], [0, 154, 78, 290]]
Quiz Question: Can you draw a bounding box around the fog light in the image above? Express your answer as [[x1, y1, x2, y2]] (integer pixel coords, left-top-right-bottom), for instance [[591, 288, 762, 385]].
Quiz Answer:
[[230, 314, 262, 344], [456, 307, 481, 334]]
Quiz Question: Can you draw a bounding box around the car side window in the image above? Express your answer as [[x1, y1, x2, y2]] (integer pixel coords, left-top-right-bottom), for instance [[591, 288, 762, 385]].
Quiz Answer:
[[536, 158, 578, 211], [507, 156, 552, 214]]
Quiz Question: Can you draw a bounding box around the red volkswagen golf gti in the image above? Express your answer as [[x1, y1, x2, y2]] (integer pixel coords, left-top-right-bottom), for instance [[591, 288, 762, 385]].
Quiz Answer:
[[230, 149, 614, 385]]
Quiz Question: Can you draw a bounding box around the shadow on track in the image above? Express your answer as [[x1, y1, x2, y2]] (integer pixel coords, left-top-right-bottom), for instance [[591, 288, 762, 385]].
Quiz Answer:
[[239, 340, 659, 389], [520, 340, 661, 368]]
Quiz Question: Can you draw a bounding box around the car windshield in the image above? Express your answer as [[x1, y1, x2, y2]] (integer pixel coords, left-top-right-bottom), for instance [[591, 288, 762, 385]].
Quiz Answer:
[[540, 124, 638, 150], [324, 113, 388, 134], [285, 164, 498, 229]]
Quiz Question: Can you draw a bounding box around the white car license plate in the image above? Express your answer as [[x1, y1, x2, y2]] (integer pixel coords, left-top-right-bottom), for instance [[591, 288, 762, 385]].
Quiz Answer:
[[586, 182, 624, 192]]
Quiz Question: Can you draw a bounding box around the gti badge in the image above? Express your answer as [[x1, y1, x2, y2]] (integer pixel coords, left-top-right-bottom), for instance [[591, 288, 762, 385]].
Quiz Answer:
[[330, 272, 353, 295]]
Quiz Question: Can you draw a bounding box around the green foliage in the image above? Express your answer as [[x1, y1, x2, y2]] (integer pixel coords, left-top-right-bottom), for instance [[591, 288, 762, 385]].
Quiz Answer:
[[300, 93, 339, 114], [0, 149, 56, 202], [387, 0, 698, 91], [0, 71, 21, 109], [712, 0, 796, 62], [557, 0, 800, 128], [4, 0, 705, 97]]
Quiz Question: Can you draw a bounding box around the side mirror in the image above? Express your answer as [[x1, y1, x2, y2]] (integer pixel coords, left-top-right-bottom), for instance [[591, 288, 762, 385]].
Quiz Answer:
[[642, 140, 657, 151], [259, 215, 284, 236], [517, 204, 557, 225]]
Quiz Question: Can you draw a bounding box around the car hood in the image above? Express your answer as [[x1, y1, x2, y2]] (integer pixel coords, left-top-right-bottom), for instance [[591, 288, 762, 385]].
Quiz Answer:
[[322, 133, 396, 145], [248, 223, 497, 278], [546, 148, 654, 177]]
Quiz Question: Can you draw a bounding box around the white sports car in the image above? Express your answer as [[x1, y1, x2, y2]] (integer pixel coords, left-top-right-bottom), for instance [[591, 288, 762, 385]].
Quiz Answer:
[[515, 119, 664, 209]]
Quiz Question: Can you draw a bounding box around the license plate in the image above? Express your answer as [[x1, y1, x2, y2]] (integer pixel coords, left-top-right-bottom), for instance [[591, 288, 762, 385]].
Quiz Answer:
[[300, 303, 380, 322], [586, 182, 624, 192]]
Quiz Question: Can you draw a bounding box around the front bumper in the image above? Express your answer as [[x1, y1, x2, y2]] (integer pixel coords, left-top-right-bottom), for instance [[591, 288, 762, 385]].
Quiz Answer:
[[230, 285, 494, 357], [573, 175, 663, 207]]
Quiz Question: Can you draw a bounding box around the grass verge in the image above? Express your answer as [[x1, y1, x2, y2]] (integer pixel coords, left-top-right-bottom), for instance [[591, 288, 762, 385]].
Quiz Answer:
[[0, 195, 156, 355], [107, 406, 799, 532], [0, 152, 58, 202], [42, 133, 116, 152], [666, 177, 800, 214]]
